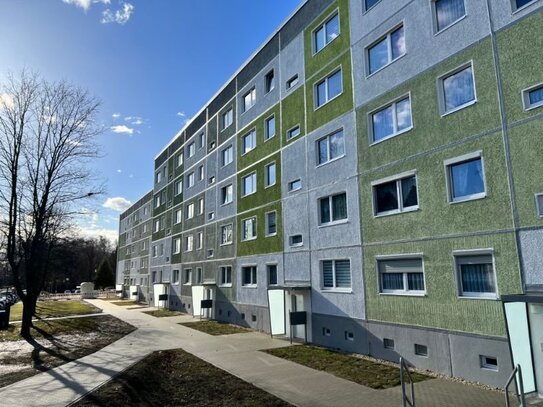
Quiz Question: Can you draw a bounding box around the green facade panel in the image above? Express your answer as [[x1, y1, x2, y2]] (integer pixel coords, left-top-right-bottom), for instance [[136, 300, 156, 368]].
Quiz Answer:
[[237, 202, 283, 257]]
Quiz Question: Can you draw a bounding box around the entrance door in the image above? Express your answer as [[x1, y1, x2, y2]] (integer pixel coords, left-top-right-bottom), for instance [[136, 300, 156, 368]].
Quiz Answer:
[[291, 294, 304, 339], [529, 304, 543, 396], [191, 285, 204, 317], [268, 289, 285, 336]]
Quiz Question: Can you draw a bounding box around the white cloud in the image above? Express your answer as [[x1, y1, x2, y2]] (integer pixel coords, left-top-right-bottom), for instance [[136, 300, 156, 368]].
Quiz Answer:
[[110, 125, 133, 135], [116, 169, 122, 173], [124, 116, 144, 125], [75, 226, 118, 244], [101, 2, 134, 25], [62, 0, 110, 12], [112, 112, 121, 119], [102, 197, 131, 212], [176, 111, 186, 118], [0, 93, 14, 109]]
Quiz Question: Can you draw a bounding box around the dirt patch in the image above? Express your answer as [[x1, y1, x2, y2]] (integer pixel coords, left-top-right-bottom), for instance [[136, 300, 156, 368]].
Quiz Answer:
[[0, 315, 135, 388], [73, 348, 292, 407], [180, 320, 251, 335], [142, 309, 185, 317]]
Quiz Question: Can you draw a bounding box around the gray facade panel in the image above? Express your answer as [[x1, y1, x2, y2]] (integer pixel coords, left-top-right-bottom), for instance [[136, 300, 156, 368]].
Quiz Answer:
[[283, 193, 310, 254], [279, 32, 305, 100], [519, 229, 543, 287], [489, 0, 543, 31], [236, 253, 283, 307], [284, 251, 311, 283]]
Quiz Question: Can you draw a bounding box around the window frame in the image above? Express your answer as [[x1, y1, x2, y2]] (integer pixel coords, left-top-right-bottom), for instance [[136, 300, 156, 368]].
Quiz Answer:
[[444, 151, 486, 204], [288, 179, 302, 192], [241, 129, 256, 155], [241, 216, 257, 241], [286, 74, 299, 90], [438, 62, 477, 116], [376, 254, 426, 296], [453, 249, 498, 299], [221, 184, 234, 205], [312, 9, 341, 55], [196, 231, 203, 250], [368, 93, 413, 145], [316, 128, 345, 166], [318, 192, 348, 226], [172, 269, 180, 285], [184, 234, 194, 252], [480, 355, 498, 371], [287, 124, 301, 140], [221, 144, 234, 167], [220, 223, 233, 245], [264, 70, 275, 93], [242, 172, 257, 197], [219, 265, 232, 287], [173, 238, 181, 255], [183, 268, 192, 285], [265, 114, 276, 141], [431, 0, 466, 34], [186, 202, 195, 220], [321, 258, 352, 292], [174, 179, 183, 196], [188, 141, 196, 158], [265, 161, 276, 188], [265, 211, 277, 237], [221, 108, 233, 131], [314, 67, 343, 109], [241, 265, 257, 287], [242, 87, 256, 113], [371, 170, 419, 217], [522, 82, 543, 111], [174, 208, 182, 225], [535, 193, 543, 218], [289, 234, 303, 247], [267, 264, 278, 286], [187, 172, 195, 188], [366, 23, 406, 77]]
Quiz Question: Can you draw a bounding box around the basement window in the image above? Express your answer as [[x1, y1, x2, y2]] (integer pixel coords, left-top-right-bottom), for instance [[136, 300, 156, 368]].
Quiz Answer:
[[384, 338, 395, 349], [480, 355, 498, 371], [414, 343, 428, 357]]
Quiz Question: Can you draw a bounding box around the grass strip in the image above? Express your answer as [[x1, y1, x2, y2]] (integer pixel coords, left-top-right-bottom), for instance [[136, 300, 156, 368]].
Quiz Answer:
[[9, 300, 101, 322], [179, 320, 251, 336], [142, 309, 185, 318]]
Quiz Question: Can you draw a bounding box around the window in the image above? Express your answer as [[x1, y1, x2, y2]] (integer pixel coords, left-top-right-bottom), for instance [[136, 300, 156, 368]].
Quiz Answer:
[[345, 331, 354, 341], [242, 173, 257, 196], [195, 268, 203, 284], [242, 130, 256, 154], [455, 253, 496, 298], [173, 238, 181, 254], [187, 172, 195, 188], [153, 219, 160, 233], [384, 338, 395, 349], [289, 234, 303, 247], [184, 235, 193, 252], [172, 269, 180, 284], [143, 223, 148, 233], [322, 259, 351, 290], [265, 115, 275, 140], [176, 152, 183, 167], [319, 192, 347, 225], [265, 211, 277, 236], [188, 142, 196, 157], [197, 232, 203, 250], [445, 153, 485, 202], [198, 132, 204, 149], [433, 0, 465, 33], [267, 265, 278, 286], [159, 243, 164, 256], [242, 87, 256, 112], [323, 327, 331, 336], [143, 206, 149, 215], [152, 245, 157, 257], [513, 0, 537, 10], [220, 224, 233, 245], [208, 211, 215, 221], [378, 257, 425, 295], [175, 179, 183, 196], [368, 25, 405, 75], [156, 170, 162, 183], [174, 209, 182, 224], [373, 173, 418, 216], [287, 125, 300, 140], [183, 269, 192, 285], [523, 83, 543, 110], [209, 141, 215, 150], [219, 266, 232, 286], [265, 162, 276, 187], [317, 129, 345, 165], [186, 202, 194, 219], [154, 194, 162, 208], [241, 217, 257, 241], [208, 176, 215, 185], [536, 194, 543, 218], [288, 179, 302, 192], [480, 355, 498, 371], [315, 69, 342, 108], [313, 12, 340, 53], [242, 266, 257, 286], [365, 0, 381, 10], [207, 249, 214, 258], [439, 64, 475, 114], [371, 96, 412, 143], [265, 70, 275, 93], [198, 198, 204, 215], [198, 165, 204, 181], [287, 74, 299, 90], [221, 184, 233, 205], [221, 108, 233, 130], [414, 344, 428, 357], [221, 145, 233, 166]]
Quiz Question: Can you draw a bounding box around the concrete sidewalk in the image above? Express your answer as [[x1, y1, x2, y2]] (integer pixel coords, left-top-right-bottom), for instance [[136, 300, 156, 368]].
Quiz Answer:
[[0, 299, 507, 406]]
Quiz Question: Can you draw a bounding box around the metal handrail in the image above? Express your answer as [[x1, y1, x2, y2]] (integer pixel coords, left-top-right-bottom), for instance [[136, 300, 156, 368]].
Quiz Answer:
[[400, 357, 415, 407], [504, 364, 525, 407]]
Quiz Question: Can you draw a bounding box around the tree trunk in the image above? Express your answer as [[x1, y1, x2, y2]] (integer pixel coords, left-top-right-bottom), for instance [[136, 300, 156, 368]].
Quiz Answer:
[[20, 295, 37, 338]]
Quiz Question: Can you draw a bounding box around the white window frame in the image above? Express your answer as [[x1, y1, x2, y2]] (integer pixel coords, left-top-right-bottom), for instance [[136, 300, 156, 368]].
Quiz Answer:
[[176, 152, 183, 167], [287, 125, 301, 140], [480, 355, 498, 371], [197, 231, 203, 250], [267, 264, 278, 286], [173, 238, 181, 254], [153, 219, 160, 233], [242, 129, 256, 155], [376, 254, 426, 296], [369, 94, 413, 144], [312, 10, 340, 54], [241, 217, 257, 241], [318, 192, 348, 226], [186, 202, 195, 219], [265, 211, 277, 237], [438, 62, 477, 116], [321, 258, 352, 292], [371, 170, 419, 217], [314, 68, 343, 109], [220, 223, 233, 245], [453, 249, 498, 299], [316, 128, 345, 166], [219, 265, 232, 287], [198, 132, 205, 149], [265, 162, 276, 188], [183, 268, 192, 285], [242, 172, 257, 197], [522, 82, 543, 111], [221, 145, 234, 166], [174, 209, 182, 225], [221, 108, 233, 130], [241, 265, 257, 287], [198, 197, 204, 215], [174, 179, 183, 196], [289, 234, 303, 247], [444, 151, 486, 203], [172, 269, 180, 285], [198, 165, 204, 181], [188, 141, 196, 157], [187, 172, 195, 188], [184, 234, 194, 252], [265, 70, 275, 93], [286, 74, 299, 90], [535, 193, 543, 218], [242, 87, 256, 113], [431, 0, 466, 34], [221, 184, 233, 205], [366, 23, 406, 76], [265, 114, 276, 140], [288, 179, 302, 192]]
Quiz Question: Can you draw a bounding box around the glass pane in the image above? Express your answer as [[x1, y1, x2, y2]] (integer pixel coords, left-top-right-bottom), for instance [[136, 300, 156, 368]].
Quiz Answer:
[[320, 197, 331, 223], [375, 181, 398, 213], [365, 0, 380, 9], [316, 81, 327, 106], [314, 26, 325, 52], [323, 261, 334, 287], [515, 0, 534, 8], [461, 263, 495, 293], [369, 38, 388, 73], [267, 213, 276, 234], [335, 260, 351, 288], [435, 0, 465, 31], [443, 66, 474, 111], [391, 26, 405, 60], [332, 193, 347, 221], [267, 164, 276, 186], [407, 273, 425, 291], [401, 176, 418, 208], [450, 158, 484, 200], [326, 14, 340, 43], [266, 117, 275, 138], [328, 70, 342, 100], [268, 265, 278, 285], [329, 130, 344, 160], [318, 138, 328, 164], [382, 273, 404, 290], [395, 97, 412, 132], [372, 105, 394, 141], [529, 87, 543, 106]]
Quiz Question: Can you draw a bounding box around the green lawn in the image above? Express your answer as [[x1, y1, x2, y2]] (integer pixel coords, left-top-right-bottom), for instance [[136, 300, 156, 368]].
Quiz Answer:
[[9, 300, 101, 322], [143, 309, 185, 318], [263, 345, 431, 389], [179, 320, 251, 336]]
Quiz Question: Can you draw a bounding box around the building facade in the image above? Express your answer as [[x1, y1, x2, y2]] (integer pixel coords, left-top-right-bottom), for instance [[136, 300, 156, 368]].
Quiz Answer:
[[117, 0, 543, 391]]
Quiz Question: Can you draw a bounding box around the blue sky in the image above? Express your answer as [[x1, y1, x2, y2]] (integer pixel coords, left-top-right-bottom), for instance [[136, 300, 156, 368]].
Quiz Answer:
[[0, 0, 301, 242]]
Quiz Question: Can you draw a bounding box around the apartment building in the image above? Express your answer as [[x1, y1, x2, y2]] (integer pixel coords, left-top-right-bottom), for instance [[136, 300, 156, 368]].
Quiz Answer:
[[117, 0, 543, 392]]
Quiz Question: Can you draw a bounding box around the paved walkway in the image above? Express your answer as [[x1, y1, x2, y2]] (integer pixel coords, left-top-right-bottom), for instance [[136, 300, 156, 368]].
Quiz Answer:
[[0, 300, 510, 406]]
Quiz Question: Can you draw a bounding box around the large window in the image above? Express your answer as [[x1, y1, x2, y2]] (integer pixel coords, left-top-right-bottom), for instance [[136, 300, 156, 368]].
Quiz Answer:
[[378, 257, 425, 295], [315, 69, 342, 108], [371, 96, 412, 143], [313, 12, 340, 53], [433, 0, 465, 32], [373, 173, 418, 216], [445, 153, 485, 202], [523, 83, 543, 110], [368, 25, 405, 75], [221, 224, 233, 245], [265, 162, 276, 187], [221, 145, 233, 166], [242, 266, 257, 286], [241, 217, 257, 241], [319, 192, 347, 225], [455, 253, 496, 298], [219, 266, 232, 286], [317, 129, 345, 165], [440, 64, 475, 114], [242, 130, 256, 154], [265, 211, 277, 236], [221, 184, 233, 205], [221, 108, 233, 130], [242, 173, 257, 196], [322, 259, 351, 290], [242, 87, 256, 112]]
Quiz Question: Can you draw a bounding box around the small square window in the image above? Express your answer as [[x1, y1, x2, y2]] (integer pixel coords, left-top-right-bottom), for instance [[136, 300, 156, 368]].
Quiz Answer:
[[265, 70, 275, 93], [287, 125, 301, 140], [287, 74, 299, 90], [414, 344, 428, 357], [208, 211, 215, 221], [480, 355, 498, 371], [207, 249, 214, 258], [289, 234, 303, 247], [208, 176, 215, 185], [345, 331, 354, 341], [322, 327, 331, 337], [523, 83, 543, 110], [439, 64, 476, 115], [288, 179, 302, 192], [383, 338, 395, 349]]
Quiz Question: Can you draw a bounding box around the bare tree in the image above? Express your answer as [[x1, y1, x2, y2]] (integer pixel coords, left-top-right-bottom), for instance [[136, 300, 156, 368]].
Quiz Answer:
[[0, 71, 103, 337]]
